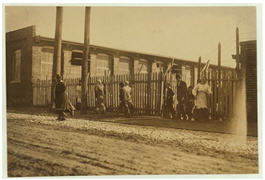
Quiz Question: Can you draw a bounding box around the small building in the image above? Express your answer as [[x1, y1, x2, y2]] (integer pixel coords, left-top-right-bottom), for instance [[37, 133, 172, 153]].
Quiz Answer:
[[6, 25, 234, 106], [233, 40, 257, 123]]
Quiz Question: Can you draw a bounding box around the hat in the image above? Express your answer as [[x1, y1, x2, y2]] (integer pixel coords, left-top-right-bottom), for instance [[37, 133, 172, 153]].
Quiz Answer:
[[124, 81, 129, 85], [167, 82, 172, 87], [97, 79, 102, 84]]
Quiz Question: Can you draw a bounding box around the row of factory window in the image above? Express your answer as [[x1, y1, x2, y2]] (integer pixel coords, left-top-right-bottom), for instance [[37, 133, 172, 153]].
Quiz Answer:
[[10, 47, 194, 87]]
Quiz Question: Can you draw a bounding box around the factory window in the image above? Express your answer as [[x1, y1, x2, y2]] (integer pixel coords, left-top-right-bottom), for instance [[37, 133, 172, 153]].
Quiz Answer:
[[11, 49, 21, 82], [136, 59, 148, 74], [40, 49, 53, 80], [119, 56, 130, 74], [96, 53, 111, 76], [71, 50, 83, 65]]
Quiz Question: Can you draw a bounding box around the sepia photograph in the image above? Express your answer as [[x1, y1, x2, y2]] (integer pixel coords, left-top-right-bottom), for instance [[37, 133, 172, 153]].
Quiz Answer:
[[3, 4, 260, 177]]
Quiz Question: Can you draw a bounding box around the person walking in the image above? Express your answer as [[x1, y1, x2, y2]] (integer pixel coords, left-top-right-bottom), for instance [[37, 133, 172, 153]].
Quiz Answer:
[[164, 82, 176, 119], [176, 74, 187, 120], [55, 74, 67, 121], [95, 79, 106, 114], [75, 80, 82, 110], [118, 82, 125, 113], [123, 81, 134, 117], [192, 76, 212, 121]]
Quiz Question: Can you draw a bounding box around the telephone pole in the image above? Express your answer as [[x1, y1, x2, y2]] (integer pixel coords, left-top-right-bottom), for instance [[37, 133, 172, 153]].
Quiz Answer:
[[197, 56, 201, 82], [217, 42, 221, 120], [218, 42, 221, 82], [51, 6, 63, 107], [81, 7, 91, 113], [236, 27, 240, 72]]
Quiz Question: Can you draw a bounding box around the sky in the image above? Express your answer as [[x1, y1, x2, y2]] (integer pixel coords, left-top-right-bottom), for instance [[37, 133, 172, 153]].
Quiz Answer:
[[5, 6, 257, 67]]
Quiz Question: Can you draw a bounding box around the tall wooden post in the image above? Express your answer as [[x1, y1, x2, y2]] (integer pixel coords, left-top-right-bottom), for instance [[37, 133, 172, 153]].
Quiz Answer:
[[51, 7, 63, 107], [147, 60, 152, 114], [217, 42, 221, 119], [218, 42, 221, 81], [236, 27, 240, 72], [81, 7, 91, 113], [197, 56, 201, 82]]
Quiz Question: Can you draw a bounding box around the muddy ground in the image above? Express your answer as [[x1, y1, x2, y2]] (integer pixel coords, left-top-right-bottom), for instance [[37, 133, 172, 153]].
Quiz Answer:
[[6, 112, 259, 177]]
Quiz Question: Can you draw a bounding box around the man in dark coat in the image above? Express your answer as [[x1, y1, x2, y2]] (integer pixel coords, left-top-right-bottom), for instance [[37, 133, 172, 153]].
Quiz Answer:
[[176, 74, 187, 120], [55, 74, 67, 120]]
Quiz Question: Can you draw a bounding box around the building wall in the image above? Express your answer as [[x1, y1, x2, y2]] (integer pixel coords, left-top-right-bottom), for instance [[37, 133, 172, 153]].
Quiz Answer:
[[6, 26, 236, 107], [32, 46, 45, 81], [6, 26, 35, 106], [241, 41, 257, 123], [63, 50, 81, 79]]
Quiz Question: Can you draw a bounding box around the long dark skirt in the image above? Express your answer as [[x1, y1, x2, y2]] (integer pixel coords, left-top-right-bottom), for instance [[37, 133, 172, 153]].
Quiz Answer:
[[56, 93, 75, 119], [193, 108, 209, 121]]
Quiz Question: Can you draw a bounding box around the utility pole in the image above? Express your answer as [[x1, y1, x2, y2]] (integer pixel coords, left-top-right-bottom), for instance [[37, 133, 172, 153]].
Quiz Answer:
[[217, 42, 221, 120], [218, 42, 221, 82], [197, 56, 201, 82], [81, 7, 91, 113], [51, 6, 63, 107], [236, 27, 240, 72]]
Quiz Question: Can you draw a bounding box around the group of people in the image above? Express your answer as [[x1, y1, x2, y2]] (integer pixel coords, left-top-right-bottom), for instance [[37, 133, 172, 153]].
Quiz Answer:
[[54, 72, 212, 121], [93, 79, 134, 117], [164, 73, 212, 121], [54, 74, 135, 121]]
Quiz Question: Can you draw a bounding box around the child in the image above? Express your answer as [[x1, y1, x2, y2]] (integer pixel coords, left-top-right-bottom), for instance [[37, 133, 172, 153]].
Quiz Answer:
[[118, 82, 125, 113], [186, 86, 195, 121], [165, 83, 176, 119]]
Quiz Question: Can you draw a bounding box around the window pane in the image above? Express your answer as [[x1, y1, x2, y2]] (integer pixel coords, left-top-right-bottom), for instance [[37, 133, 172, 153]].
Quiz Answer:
[[137, 60, 148, 74], [12, 49, 21, 81], [41, 51, 53, 80], [96, 54, 110, 76], [119, 57, 129, 74]]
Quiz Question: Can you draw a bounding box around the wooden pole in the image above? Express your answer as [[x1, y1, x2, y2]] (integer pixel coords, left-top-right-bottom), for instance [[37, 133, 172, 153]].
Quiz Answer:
[[51, 6, 63, 107], [81, 7, 91, 114], [197, 56, 201, 82], [217, 42, 221, 119], [236, 27, 240, 72], [218, 42, 221, 81]]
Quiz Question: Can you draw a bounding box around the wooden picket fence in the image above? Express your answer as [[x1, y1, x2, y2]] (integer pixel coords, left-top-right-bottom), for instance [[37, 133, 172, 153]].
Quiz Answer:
[[87, 73, 163, 115], [32, 71, 237, 119], [32, 78, 81, 107]]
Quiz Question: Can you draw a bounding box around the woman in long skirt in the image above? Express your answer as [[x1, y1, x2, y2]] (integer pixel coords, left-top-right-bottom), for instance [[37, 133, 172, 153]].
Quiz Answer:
[[55, 74, 67, 120], [192, 76, 212, 121]]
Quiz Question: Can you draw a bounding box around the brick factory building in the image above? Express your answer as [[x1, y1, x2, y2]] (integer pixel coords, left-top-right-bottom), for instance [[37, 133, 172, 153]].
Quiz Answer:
[[6, 26, 234, 106]]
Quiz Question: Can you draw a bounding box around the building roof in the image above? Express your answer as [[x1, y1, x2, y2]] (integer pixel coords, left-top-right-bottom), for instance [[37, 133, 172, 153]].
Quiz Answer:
[[7, 25, 234, 70], [240, 40, 256, 46]]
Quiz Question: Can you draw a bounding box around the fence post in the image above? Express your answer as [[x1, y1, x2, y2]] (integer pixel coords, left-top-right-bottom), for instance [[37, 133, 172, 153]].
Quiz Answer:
[[147, 61, 153, 115], [159, 72, 164, 115]]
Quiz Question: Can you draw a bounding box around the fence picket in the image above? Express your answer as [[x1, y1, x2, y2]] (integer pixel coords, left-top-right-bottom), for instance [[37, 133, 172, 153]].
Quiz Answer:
[[32, 70, 237, 118]]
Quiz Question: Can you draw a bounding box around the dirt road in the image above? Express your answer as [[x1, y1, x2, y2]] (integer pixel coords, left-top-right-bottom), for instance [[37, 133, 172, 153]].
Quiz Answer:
[[7, 114, 258, 177]]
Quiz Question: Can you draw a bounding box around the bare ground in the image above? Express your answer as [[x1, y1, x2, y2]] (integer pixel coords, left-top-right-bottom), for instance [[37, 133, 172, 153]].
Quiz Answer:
[[6, 112, 259, 177]]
